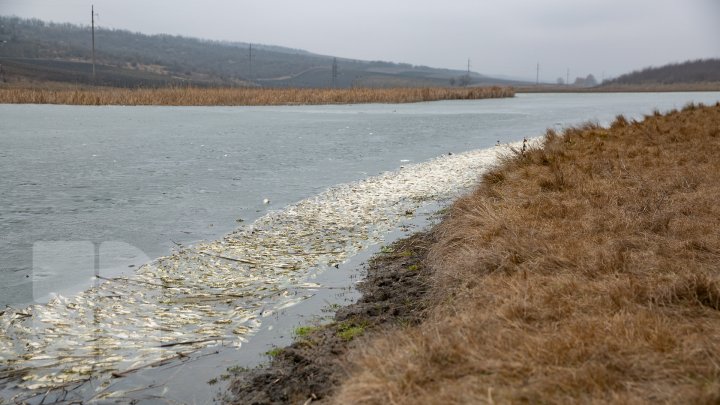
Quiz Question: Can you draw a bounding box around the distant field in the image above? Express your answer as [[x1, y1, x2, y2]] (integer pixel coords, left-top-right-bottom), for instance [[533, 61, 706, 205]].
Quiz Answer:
[[0, 57, 504, 90], [0, 57, 197, 88], [0, 85, 515, 105], [256, 66, 453, 88]]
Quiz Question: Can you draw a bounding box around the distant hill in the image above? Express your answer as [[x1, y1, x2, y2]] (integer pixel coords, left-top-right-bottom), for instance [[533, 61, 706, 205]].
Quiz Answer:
[[603, 59, 720, 86], [0, 16, 516, 88]]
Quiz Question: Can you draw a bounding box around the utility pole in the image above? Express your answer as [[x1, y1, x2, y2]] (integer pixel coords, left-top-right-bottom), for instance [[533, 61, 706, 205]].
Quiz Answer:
[[566, 68, 570, 87], [467, 58, 471, 76], [0, 41, 5, 83], [91, 5, 96, 81], [331, 57, 338, 88], [536, 62, 540, 86], [248, 44, 253, 83]]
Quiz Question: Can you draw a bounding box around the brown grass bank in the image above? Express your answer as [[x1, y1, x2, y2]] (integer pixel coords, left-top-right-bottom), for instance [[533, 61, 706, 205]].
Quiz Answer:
[[516, 82, 720, 93], [334, 103, 720, 403], [0, 86, 513, 106]]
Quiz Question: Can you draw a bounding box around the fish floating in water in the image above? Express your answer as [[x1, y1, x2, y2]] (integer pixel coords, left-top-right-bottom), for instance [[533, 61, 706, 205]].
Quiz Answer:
[[0, 141, 528, 400]]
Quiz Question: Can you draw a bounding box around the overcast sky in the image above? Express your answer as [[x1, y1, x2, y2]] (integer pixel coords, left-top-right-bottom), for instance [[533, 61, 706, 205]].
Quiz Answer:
[[1, 0, 718, 81]]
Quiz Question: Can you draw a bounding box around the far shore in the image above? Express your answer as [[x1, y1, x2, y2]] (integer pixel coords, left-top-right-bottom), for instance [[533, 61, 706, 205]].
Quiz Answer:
[[516, 82, 720, 93], [2, 82, 720, 107], [0, 85, 514, 106]]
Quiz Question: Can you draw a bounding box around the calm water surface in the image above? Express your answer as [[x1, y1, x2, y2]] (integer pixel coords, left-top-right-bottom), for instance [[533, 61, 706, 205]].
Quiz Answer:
[[2, 92, 719, 307]]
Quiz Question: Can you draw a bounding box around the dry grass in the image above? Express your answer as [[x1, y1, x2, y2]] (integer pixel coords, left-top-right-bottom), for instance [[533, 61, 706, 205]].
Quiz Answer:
[[334, 102, 720, 404], [0, 86, 513, 106], [517, 83, 720, 93]]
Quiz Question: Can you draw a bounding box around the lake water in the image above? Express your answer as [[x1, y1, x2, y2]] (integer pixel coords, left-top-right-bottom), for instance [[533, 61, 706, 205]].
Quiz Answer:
[[1, 92, 720, 402], [2, 92, 719, 307]]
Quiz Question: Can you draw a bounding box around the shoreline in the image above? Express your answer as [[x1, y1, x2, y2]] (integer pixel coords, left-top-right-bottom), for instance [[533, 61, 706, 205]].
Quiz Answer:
[[228, 102, 720, 403], [6, 83, 718, 107], [516, 83, 720, 93], [228, 231, 436, 404], [0, 144, 518, 403], [4, 98, 719, 403]]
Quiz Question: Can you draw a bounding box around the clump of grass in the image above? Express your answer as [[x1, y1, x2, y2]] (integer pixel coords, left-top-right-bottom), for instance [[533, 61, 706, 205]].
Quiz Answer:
[[321, 303, 342, 313], [335, 104, 720, 403], [219, 365, 248, 381], [0, 86, 514, 106], [336, 321, 367, 342], [294, 325, 321, 338], [265, 347, 283, 358]]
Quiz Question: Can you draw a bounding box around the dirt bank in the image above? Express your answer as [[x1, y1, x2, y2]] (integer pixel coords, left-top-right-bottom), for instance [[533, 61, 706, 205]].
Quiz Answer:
[[335, 102, 720, 404], [227, 232, 434, 404]]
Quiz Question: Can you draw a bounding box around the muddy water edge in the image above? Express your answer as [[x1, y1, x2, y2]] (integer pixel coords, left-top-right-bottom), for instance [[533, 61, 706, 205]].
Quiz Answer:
[[226, 224, 437, 404]]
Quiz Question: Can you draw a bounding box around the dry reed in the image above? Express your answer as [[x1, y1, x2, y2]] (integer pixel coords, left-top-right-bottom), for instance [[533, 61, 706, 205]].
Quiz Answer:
[[0, 86, 514, 106], [334, 103, 720, 403]]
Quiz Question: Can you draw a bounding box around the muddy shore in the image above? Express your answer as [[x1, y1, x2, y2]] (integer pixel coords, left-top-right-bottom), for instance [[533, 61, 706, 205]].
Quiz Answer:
[[227, 231, 434, 404]]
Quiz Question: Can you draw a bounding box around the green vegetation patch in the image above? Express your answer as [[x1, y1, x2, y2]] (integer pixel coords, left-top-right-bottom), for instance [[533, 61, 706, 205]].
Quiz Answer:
[[336, 321, 368, 341], [380, 245, 394, 254], [265, 347, 283, 358], [294, 325, 321, 338]]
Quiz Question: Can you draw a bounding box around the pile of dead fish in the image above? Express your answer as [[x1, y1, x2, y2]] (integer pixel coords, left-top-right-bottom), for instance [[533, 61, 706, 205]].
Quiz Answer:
[[0, 143, 521, 400]]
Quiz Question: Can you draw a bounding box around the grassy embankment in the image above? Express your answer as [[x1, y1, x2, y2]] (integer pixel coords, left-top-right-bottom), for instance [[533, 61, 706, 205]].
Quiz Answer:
[[516, 82, 720, 93], [0, 86, 514, 106], [334, 103, 720, 403]]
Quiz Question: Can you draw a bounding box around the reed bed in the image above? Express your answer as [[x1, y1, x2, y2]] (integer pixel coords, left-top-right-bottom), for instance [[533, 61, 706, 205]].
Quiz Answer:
[[0, 86, 514, 106], [335, 103, 720, 403]]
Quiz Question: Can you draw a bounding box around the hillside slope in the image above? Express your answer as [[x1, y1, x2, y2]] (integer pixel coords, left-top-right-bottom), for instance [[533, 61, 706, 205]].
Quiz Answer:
[[0, 16, 514, 88], [603, 59, 720, 86]]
